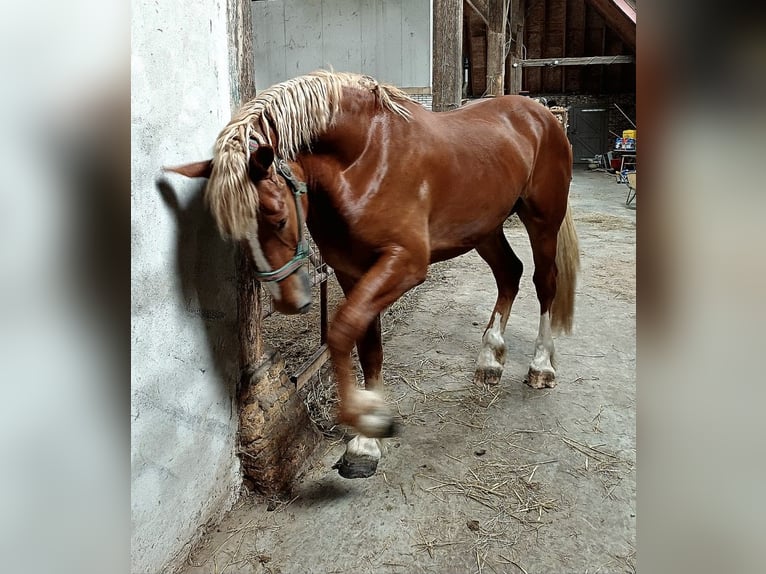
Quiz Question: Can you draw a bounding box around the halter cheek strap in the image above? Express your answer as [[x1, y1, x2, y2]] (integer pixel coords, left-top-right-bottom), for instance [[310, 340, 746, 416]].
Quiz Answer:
[[248, 151, 310, 283]]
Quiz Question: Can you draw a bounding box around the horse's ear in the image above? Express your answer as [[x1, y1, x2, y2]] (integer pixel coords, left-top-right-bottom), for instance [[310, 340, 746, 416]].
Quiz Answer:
[[163, 160, 213, 179], [249, 145, 275, 179]]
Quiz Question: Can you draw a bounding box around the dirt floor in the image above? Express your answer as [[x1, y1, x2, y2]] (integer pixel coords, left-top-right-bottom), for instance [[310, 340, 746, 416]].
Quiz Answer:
[[182, 167, 636, 574]]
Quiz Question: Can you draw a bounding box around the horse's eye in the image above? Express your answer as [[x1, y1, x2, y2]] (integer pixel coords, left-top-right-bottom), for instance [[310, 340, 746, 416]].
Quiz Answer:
[[277, 218, 287, 231]]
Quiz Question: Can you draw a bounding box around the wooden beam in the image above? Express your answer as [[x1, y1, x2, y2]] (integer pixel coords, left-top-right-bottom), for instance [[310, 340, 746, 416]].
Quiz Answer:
[[584, 0, 635, 50], [525, 0, 545, 92], [230, 0, 262, 372], [506, 0, 524, 94], [565, 0, 587, 93], [543, 0, 566, 92], [486, 0, 507, 96], [519, 54, 634, 66], [433, 0, 464, 111], [465, 0, 488, 25]]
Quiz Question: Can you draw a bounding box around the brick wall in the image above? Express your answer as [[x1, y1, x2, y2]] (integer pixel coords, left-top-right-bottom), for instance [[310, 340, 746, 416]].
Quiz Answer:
[[535, 92, 636, 138], [239, 347, 322, 493]]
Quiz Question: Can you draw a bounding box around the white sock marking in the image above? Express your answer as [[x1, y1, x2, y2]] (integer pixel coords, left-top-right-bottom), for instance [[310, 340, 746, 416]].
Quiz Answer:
[[530, 311, 555, 374], [352, 389, 392, 437], [477, 312, 506, 371]]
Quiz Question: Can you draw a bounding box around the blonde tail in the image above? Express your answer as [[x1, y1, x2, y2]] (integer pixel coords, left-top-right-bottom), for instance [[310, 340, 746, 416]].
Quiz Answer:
[[550, 201, 580, 334]]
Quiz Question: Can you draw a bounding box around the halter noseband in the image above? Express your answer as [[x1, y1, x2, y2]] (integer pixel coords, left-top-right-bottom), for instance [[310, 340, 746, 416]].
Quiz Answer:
[[249, 149, 309, 283]]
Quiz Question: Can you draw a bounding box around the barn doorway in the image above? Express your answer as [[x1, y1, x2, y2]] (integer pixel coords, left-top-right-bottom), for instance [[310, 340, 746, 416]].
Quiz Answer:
[[569, 106, 608, 163]]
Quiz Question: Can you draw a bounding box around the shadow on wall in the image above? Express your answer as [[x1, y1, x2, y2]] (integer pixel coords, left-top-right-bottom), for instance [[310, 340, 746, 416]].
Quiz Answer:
[[156, 178, 239, 392]]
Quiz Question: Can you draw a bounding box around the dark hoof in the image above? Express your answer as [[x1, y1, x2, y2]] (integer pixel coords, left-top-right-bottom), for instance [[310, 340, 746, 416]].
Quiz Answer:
[[525, 368, 556, 389], [474, 367, 503, 386], [332, 455, 379, 479]]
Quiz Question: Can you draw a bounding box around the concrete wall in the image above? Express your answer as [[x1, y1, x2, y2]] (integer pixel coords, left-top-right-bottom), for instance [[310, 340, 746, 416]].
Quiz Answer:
[[252, 0, 432, 88], [131, 1, 242, 572]]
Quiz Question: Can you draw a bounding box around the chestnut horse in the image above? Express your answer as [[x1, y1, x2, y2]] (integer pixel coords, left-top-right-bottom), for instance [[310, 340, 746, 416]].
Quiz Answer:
[[166, 71, 579, 478]]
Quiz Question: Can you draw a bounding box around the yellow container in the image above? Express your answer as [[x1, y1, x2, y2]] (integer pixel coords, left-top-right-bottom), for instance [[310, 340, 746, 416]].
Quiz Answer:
[[623, 129, 637, 140]]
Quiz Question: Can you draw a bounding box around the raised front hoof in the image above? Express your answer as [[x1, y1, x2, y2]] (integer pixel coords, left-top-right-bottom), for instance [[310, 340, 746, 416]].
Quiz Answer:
[[474, 367, 503, 386], [525, 368, 556, 389], [332, 454, 379, 479]]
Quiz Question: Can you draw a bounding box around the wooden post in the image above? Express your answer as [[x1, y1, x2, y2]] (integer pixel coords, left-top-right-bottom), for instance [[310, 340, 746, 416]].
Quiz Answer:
[[486, 0, 507, 96], [432, 0, 463, 111], [228, 0, 263, 374], [507, 0, 523, 94]]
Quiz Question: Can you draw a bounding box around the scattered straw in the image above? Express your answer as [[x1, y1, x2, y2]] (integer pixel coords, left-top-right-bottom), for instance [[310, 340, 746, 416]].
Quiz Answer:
[[302, 367, 344, 438], [575, 213, 634, 231]]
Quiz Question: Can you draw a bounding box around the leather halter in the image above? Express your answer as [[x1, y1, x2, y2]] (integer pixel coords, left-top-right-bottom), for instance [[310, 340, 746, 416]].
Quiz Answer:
[[249, 149, 309, 283]]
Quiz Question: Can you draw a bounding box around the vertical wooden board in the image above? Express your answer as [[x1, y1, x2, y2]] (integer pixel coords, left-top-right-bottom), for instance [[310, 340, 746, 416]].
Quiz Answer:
[[584, 4, 605, 93], [543, 0, 566, 92], [507, 0, 524, 94], [524, 0, 545, 92], [471, 35, 487, 95], [283, 0, 324, 77], [432, 0, 463, 109], [321, 0, 362, 73], [603, 27, 623, 93], [253, 0, 287, 88], [376, 0, 403, 85], [565, 0, 586, 93], [360, 0, 379, 76], [401, 0, 430, 87], [565, 0, 586, 57]]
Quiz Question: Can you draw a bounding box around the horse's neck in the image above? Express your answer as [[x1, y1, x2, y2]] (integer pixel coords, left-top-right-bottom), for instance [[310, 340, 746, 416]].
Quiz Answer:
[[298, 90, 402, 189]]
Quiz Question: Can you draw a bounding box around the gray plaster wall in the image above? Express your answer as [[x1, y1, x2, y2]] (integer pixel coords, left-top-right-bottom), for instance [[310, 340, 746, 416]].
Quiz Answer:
[[131, 0, 241, 572], [253, 0, 432, 89]]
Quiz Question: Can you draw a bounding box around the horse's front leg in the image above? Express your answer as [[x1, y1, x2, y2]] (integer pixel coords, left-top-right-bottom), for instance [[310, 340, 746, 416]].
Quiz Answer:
[[332, 272, 387, 478], [328, 247, 426, 440], [332, 326, 385, 475]]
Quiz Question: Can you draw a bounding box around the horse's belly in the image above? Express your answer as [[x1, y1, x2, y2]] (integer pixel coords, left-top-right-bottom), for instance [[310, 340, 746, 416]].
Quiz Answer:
[[429, 245, 474, 263]]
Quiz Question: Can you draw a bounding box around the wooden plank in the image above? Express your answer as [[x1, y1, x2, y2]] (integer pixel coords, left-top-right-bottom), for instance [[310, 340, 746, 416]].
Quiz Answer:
[[465, 0, 488, 24], [583, 3, 605, 93], [603, 27, 624, 92], [585, 0, 635, 50], [543, 0, 566, 92], [471, 35, 487, 95], [565, 0, 587, 93], [486, 0, 507, 96], [520, 55, 634, 66], [433, 0, 463, 110], [506, 0, 523, 93], [524, 0, 545, 92]]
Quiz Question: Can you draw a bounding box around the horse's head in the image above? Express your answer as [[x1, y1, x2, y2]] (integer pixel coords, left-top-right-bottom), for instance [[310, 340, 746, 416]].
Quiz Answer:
[[164, 144, 312, 315], [244, 144, 312, 314]]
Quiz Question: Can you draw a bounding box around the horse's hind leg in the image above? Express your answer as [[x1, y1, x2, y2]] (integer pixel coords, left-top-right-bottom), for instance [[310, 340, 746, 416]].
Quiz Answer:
[[518, 207, 562, 389], [474, 228, 524, 385]]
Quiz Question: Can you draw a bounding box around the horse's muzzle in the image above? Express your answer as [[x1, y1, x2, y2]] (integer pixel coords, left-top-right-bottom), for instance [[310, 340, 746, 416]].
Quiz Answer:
[[272, 268, 312, 314]]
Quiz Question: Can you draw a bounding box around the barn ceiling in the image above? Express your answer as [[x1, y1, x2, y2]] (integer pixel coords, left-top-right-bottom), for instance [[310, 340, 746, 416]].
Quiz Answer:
[[584, 0, 636, 50]]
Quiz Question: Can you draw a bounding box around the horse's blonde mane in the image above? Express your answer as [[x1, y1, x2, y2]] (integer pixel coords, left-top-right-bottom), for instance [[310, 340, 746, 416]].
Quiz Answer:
[[207, 70, 413, 238]]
